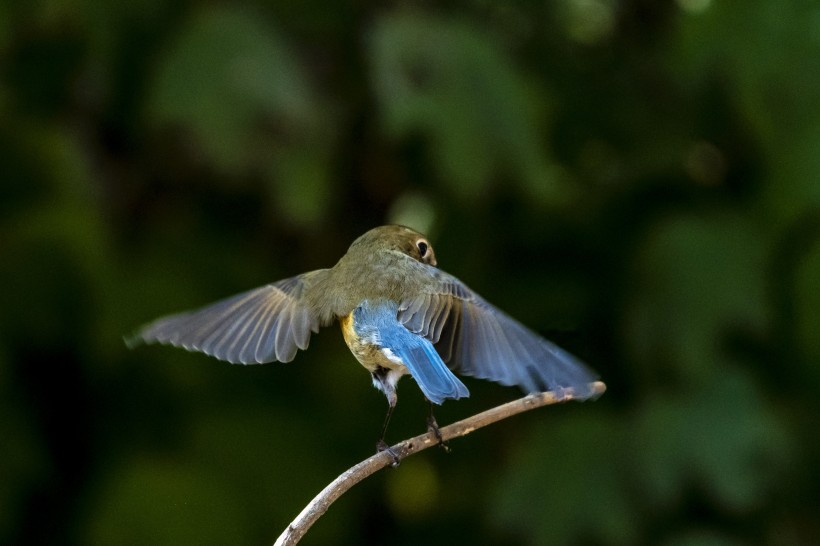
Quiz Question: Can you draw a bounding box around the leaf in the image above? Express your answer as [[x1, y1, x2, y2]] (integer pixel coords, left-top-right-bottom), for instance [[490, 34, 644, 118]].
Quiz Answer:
[[634, 367, 792, 513], [368, 12, 569, 203], [669, 0, 820, 219], [149, 7, 315, 171], [148, 6, 335, 227], [624, 213, 768, 384]]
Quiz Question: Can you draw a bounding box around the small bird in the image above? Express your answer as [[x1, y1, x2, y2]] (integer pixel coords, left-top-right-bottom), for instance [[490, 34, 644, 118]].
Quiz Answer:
[[127, 225, 598, 457]]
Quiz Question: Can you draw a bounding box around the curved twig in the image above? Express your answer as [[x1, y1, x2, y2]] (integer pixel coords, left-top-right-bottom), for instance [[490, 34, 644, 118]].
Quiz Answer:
[[273, 381, 606, 546]]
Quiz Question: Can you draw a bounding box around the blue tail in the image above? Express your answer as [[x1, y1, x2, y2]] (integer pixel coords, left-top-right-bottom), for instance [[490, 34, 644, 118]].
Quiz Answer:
[[390, 333, 470, 404], [354, 301, 469, 404]]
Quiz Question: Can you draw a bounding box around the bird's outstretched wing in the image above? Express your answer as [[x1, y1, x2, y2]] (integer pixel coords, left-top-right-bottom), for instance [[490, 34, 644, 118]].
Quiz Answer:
[[126, 272, 326, 364], [398, 269, 598, 397]]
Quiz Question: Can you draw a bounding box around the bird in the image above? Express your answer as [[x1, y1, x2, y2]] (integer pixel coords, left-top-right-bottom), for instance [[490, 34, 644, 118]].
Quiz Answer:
[[127, 225, 599, 459]]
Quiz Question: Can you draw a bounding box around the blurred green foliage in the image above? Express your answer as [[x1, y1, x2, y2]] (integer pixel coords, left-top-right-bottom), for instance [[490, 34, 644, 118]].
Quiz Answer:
[[1, 0, 819, 544]]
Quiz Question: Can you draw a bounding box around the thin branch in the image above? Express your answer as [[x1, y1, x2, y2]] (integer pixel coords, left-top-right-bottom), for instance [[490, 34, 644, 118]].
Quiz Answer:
[[273, 381, 606, 546]]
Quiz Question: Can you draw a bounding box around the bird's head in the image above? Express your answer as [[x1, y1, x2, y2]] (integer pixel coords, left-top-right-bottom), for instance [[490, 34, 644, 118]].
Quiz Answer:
[[348, 225, 437, 267]]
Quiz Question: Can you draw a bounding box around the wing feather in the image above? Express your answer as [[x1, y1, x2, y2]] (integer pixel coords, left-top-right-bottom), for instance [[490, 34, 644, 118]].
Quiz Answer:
[[127, 272, 325, 364], [399, 269, 598, 397]]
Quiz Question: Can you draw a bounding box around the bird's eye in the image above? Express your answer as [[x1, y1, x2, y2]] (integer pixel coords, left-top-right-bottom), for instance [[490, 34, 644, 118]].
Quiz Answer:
[[416, 240, 428, 257]]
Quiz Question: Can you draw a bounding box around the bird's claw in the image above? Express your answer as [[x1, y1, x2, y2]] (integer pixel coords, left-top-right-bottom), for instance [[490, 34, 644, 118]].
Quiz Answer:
[[376, 440, 401, 467], [426, 415, 451, 453]]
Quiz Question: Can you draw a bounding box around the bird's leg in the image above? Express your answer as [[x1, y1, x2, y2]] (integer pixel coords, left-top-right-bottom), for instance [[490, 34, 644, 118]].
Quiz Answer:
[[426, 400, 451, 453], [376, 403, 394, 450], [376, 400, 400, 467], [371, 367, 401, 466]]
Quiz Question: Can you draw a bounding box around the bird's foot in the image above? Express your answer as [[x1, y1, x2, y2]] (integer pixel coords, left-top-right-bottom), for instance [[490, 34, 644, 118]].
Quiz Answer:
[[427, 415, 451, 453], [376, 440, 400, 467]]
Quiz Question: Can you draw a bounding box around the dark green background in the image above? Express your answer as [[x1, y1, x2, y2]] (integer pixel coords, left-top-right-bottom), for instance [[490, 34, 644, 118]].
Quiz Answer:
[[2, 1, 819, 544]]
